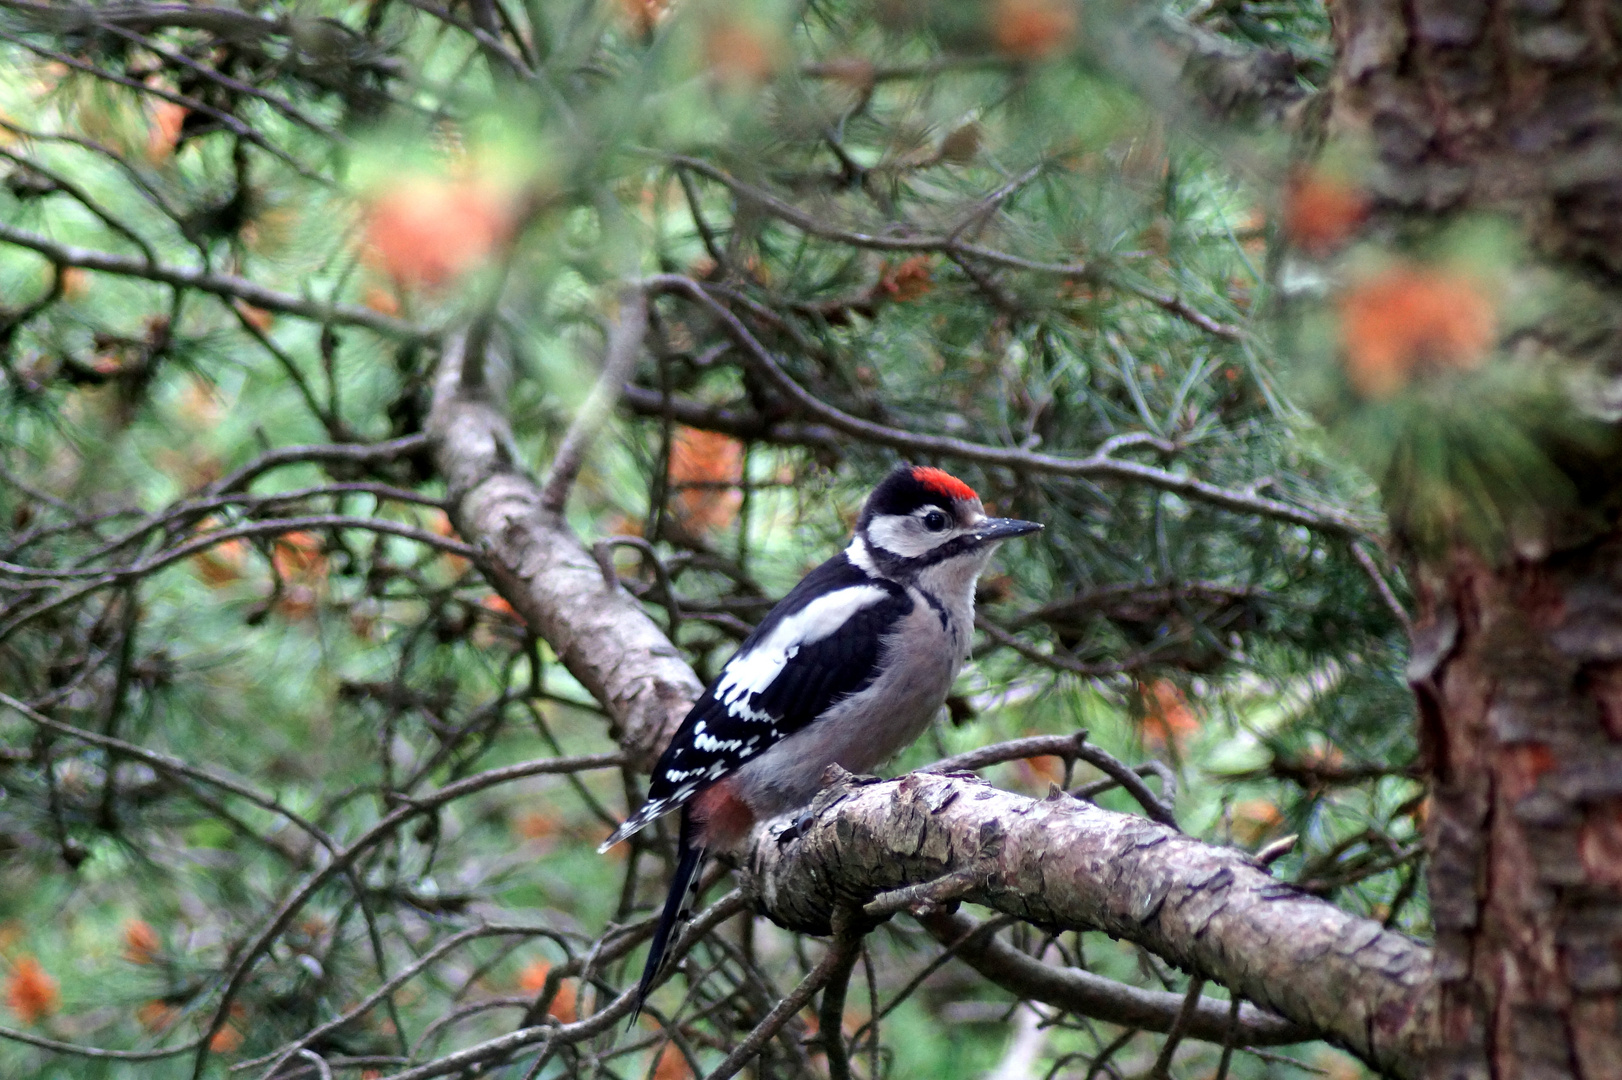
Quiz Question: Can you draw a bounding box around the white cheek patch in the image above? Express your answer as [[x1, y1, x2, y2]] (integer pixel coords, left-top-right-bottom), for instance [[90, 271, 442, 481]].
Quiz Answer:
[[713, 585, 891, 717], [866, 515, 953, 559]]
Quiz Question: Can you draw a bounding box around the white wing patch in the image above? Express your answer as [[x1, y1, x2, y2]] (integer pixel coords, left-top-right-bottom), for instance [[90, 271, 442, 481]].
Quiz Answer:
[[713, 585, 890, 720]]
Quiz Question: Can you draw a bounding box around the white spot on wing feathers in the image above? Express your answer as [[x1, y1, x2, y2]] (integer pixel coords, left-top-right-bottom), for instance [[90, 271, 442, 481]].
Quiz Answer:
[[694, 730, 744, 752]]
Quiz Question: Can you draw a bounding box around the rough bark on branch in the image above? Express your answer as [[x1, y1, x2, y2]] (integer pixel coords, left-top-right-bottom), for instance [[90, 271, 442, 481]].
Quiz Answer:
[[749, 769, 1435, 1076], [427, 330, 701, 765]]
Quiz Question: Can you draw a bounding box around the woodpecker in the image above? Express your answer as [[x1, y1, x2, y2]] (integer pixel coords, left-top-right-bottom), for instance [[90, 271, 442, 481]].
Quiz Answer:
[[599, 463, 1041, 1014]]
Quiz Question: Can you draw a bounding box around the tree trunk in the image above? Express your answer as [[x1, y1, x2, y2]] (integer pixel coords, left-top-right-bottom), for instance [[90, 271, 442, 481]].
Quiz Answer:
[[1331, 2, 1622, 1075], [1331, 0, 1622, 271], [1411, 545, 1622, 1080]]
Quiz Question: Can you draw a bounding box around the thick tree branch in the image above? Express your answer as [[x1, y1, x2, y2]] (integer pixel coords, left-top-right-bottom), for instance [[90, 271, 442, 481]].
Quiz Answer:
[[427, 329, 702, 765], [749, 770, 1435, 1076]]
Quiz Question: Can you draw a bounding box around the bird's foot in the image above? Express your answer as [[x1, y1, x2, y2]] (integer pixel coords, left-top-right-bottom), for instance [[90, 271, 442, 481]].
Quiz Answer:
[[774, 808, 817, 847]]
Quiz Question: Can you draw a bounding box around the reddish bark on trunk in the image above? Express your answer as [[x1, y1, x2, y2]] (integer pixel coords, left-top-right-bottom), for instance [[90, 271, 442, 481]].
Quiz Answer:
[[1412, 546, 1622, 1080]]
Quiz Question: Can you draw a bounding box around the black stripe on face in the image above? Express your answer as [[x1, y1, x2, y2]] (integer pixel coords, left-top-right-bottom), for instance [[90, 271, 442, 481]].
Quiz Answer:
[[904, 533, 985, 568], [864, 530, 983, 575]]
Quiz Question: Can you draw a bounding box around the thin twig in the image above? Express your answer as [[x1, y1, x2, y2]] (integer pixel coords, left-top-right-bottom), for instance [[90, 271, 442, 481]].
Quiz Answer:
[[0, 222, 420, 338], [1214, 994, 1242, 1080], [1350, 541, 1412, 634], [1084, 1029, 1139, 1080], [816, 937, 863, 1080], [1071, 761, 1174, 802], [0, 144, 158, 265], [0, 691, 340, 853], [663, 158, 1245, 339], [1149, 977, 1205, 1079], [398, 0, 537, 79], [0, 514, 475, 641], [975, 616, 1156, 677], [1069, 744, 1180, 830], [848, 914, 1018, 1046], [0, 27, 329, 183], [96, 20, 348, 144], [541, 291, 650, 512], [704, 937, 862, 1080], [863, 867, 983, 919], [924, 732, 1092, 776], [186, 751, 625, 1080]]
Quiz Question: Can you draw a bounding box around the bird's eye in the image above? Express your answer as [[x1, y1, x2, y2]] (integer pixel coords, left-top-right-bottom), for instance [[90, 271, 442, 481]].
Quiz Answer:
[[922, 510, 949, 532]]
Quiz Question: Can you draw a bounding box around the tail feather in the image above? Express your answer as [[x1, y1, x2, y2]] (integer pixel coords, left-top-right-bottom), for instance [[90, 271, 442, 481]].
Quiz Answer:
[[598, 783, 698, 853], [631, 814, 706, 1024]]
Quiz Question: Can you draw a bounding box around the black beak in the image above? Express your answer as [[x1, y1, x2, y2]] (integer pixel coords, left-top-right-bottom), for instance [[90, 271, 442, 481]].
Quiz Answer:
[[974, 517, 1044, 542]]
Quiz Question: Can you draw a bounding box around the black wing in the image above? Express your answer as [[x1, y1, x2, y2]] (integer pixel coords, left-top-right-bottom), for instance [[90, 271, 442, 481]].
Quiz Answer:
[[600, 552, 909, 848]]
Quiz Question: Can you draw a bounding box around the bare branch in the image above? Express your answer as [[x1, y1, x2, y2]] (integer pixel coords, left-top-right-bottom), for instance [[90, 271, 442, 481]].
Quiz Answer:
[[0, 515, 479, 643], [705, 937, 862, 1080], [398, 0, 534, 79], [1350, 541, 1413, 633], [923, 731, 1178, 828], [917, 909, 1310, 1046], [924, 732, 1097, 775], [0, 222, 421, 338], [974, 616, 1154, 678], [0, 26, 330, 183], [618, 385, 842, 452], [95, 20, 348, 144], [187, 750, 626, 1079], [662, 159, 1245, 340], [0, 691, 338, 853], [1149, 976, 1207, 1078], [1, 1, 282, 40]]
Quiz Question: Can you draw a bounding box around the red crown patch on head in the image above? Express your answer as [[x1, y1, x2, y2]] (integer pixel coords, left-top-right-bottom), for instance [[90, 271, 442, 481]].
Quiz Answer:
[[911, 466, 978, 503]]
